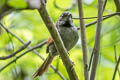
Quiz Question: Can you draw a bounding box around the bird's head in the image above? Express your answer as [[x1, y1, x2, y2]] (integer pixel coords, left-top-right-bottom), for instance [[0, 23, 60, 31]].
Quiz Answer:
[[57, 12, 73, 27]]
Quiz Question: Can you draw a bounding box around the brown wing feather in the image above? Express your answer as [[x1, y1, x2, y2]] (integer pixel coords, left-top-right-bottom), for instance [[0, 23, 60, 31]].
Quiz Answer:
[[46, 37, 54, 53]]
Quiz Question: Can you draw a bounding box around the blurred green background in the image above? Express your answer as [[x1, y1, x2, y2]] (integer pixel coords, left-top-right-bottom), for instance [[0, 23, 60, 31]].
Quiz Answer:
[[0, 0, 120, 80]]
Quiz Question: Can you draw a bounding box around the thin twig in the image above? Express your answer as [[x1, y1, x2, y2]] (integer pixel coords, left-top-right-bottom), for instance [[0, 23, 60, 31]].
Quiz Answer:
[[114, 45, 118, 63], [112, 56, 120, 80], [77, 12, 120, 30], [88, 51, 94, 71], [77, 0, 89, 80], [38, 0, 78, 80], [90, 0, 103, 80], [0, 21, 65, 80], [0, 40, 46, 72], [0, 41, 31, 60], [73, 16, 100, 19], [113, 45, 120, 76], [73, 13, 119, 20], [86, 12, 120, 27]]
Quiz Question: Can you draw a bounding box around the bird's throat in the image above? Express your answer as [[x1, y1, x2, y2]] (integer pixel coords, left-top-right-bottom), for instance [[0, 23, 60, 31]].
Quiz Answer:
[[62, 21, 72, 27]]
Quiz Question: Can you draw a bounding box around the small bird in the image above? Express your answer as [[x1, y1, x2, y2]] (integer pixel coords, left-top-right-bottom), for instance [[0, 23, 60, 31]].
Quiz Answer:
[[33, 12, 79, 78]]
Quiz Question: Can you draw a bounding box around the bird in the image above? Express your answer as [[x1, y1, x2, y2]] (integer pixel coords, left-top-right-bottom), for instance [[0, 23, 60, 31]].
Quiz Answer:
[[33, 12, 79, 78]]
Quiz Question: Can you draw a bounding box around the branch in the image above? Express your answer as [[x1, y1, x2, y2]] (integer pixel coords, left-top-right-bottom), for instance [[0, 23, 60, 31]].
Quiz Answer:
[[88, 0, 108, 71], [38, 0, 78, 80], [0, 40, 46, 72], [90, 0, 103, 80], [0, 21, 65, 80], [77, 12, 120, 30], [0, 41, 31, 60], [73, 13, 118, 20], [85, 12, 120, 27], [53, 0, 76, 11], [77, 0, 89, 80], [112, 56, 120, 80]]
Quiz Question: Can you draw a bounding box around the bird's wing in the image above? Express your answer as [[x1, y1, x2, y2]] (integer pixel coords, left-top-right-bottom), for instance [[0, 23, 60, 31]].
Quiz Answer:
[[46, 37, 54, 53]]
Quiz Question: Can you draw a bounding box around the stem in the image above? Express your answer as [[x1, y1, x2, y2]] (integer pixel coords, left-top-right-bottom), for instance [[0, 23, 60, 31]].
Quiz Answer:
[[77, 0, 89, 80], [90, 0, 103, 80], [112, 56, 120, 80]]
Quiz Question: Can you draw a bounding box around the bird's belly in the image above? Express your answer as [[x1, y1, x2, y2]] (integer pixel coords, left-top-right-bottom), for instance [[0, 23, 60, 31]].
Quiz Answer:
[[59, 27, 79, 51]]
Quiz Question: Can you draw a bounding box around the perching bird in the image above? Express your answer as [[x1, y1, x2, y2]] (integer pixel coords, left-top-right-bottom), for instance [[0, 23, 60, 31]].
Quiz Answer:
[[33, 12, 79, 78]]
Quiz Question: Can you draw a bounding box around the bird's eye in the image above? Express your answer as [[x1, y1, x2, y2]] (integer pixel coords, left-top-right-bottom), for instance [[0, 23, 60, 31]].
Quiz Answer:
[[61, 14, 64, 17]]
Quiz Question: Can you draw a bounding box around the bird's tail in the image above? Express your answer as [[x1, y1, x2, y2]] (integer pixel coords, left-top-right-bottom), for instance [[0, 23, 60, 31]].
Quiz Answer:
[[33, 55, 54, 78]]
